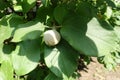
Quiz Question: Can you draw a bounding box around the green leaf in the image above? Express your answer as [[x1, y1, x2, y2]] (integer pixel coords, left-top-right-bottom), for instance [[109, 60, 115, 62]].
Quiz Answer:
[[0, 43, 13, 63], [76, 2, 95, 20], [0, 14, 24, 43], [54, 5, 69, 24], [0, 60, 14, 80], [44, 41, 78, 78], [86, 18, 118, 56], [0, 14, 24, 62], [11, 39, 41, 76], [44, 72, 62, 80], [0, 25, 11, 44], [12, 21, 45, 42], [61, 14, 118, 57], [36, 6, 54, 24], [27, 67, 49, 80], [0, 43, 16, 63], [3, 43, 16, 55], [22, 0, 36, 13]]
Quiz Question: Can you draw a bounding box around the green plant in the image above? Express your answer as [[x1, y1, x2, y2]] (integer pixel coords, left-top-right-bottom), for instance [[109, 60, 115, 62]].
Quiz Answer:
[[0, 0, 120, 80]]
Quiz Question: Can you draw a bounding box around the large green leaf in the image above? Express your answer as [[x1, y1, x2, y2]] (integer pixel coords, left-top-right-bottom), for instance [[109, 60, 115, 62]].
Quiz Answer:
[[86, 18, 118, 56], [44, 41, 78, 78], [12, 21, 45, 42], [11, 39, 41, 76], [61, 14, 118, 57], [0, 60, 14, 80]]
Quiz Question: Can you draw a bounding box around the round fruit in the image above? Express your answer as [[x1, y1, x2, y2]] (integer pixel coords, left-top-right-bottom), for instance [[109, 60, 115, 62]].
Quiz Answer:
[[43, 30, 61, 46]]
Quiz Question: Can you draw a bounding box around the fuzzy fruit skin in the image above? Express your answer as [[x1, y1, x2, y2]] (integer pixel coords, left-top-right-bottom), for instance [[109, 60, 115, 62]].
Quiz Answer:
[[43, 30, 61, 46]]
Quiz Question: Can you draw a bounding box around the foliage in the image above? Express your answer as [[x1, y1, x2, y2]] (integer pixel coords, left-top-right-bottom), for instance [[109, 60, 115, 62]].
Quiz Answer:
[[0, 0, 120, 80]]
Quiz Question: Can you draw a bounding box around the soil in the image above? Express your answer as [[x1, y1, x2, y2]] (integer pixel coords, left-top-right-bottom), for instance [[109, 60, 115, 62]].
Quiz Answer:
[[78, 57, 120, 80]]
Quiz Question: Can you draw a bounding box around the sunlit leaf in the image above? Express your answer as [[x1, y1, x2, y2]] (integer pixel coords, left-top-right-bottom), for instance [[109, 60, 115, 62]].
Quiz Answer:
[[61, 14, 118, 56], [12, 21, 45, 42]]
